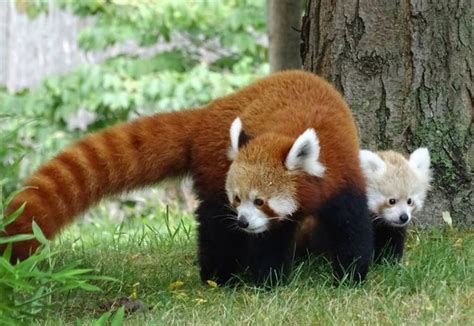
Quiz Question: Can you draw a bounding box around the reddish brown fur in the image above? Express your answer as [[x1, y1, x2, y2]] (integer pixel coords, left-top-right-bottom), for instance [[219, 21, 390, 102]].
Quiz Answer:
[[295, 216, 319, 248], [260, 203, 278, 218], [3, 71, 365, 261]]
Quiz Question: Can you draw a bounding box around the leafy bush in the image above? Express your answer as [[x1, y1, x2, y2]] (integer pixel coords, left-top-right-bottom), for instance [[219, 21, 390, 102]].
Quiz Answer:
[[0, 188, 114, 323], [0, 0, 268, 192], [59, 0, 267, 65]]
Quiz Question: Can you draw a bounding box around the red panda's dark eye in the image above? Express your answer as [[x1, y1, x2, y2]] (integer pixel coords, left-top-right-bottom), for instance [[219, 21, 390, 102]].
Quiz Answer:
[[407, 198, 413, 205], [234, 196, 241, 204], [388, 198, 397, 205], [254, 198, 264, 206]]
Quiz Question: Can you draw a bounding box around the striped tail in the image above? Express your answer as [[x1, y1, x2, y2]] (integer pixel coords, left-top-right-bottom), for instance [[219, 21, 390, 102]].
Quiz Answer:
[[3, 110, 196, 261]]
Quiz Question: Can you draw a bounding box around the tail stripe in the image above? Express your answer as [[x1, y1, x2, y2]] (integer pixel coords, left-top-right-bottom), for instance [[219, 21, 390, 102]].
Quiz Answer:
[[39, 162, 80, 214], [89, 133, 120, 191], [28, 172, 67, 217], [101, 131, 128, 189], [55, 153, 88, 210], [77, 139, 108, 197], [119, 128, 145, 186], [129, 129, 144, 152]]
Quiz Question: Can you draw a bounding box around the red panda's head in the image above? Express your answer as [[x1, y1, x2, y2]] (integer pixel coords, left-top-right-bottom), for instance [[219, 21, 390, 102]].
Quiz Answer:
[[225, 118, 326, 234], [359, 148, 432, 227]]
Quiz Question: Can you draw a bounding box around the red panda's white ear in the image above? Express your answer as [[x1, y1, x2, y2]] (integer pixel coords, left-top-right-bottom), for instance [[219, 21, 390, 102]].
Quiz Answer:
[[285, 128, 326, 177], [228, 118, 250, 160], [359, 150, 386, 179], [409, 148, 431, 177]]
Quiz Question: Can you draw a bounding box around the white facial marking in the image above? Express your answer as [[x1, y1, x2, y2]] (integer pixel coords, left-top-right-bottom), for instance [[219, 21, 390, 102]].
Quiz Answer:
[[366, 188, 385, 213], [228, 117, 243, 160], [285, 128, 326, 177], [268, 196, 297, 216], [381, 200, 412, 227], [237, 201, 268, 233], [359, 150, 386, 179], [249, 190, 258, 201]]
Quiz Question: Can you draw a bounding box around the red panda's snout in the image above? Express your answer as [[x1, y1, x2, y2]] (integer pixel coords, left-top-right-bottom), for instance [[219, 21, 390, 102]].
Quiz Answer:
[[235, 199, 271, 233], [377, 199, 414, 227], [228, 193, 299, 233]]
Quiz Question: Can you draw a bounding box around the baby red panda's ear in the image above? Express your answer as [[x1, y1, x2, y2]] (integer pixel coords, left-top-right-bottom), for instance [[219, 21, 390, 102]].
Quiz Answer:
[[228, 117, 250, 160], [409, 148, 431, 177], [359, 150, 386, 179], [285, 128, 326, 177]]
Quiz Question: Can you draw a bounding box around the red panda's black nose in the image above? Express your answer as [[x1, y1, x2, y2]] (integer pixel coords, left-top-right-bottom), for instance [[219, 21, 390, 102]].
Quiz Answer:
[[237, 216, 249, 228], [399, 213, 409, 223]]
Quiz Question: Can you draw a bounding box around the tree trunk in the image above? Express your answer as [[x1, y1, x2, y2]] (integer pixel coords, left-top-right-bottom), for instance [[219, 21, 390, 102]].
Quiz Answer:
[[301, 0, 473, 226], [266, 0, 303, 72]]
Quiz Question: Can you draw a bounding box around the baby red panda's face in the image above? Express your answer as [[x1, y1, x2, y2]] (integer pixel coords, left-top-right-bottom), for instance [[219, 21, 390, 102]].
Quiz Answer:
[[226, 118, 326, 233], [359, 148, 432, 228]]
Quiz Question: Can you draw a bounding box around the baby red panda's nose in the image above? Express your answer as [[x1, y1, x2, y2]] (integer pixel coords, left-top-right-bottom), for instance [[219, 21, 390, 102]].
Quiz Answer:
[[399, 213, 409, 223], [237, 215, 249, 228]]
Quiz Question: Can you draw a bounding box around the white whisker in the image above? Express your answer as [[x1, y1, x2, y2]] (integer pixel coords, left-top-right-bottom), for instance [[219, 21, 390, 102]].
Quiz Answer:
[[371, 215, 384, 222], [268, 216, 297, 223]]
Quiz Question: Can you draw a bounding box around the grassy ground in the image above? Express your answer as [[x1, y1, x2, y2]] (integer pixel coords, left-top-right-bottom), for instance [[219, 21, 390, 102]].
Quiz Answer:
[[26, 210, 474, 325]]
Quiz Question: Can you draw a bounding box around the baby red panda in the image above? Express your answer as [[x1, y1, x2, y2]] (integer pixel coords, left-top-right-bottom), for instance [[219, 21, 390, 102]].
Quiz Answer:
[[3, 71, 373, 285], [359, 148, 432, 262]]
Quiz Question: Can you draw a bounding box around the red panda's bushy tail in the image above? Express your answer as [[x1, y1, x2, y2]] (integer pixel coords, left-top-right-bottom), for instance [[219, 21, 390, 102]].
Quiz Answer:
[[3, 110, 197, 261]]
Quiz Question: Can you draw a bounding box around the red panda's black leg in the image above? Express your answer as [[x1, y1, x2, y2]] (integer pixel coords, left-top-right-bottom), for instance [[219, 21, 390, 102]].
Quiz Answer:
[[316, 188, 374, 284], [373, 223, 406, 263], [196, 199, 247, 285], [248, 221, 297, 286]]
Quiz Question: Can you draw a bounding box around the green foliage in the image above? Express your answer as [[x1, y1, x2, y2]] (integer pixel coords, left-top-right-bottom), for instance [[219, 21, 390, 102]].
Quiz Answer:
[[57, 0, 267, 66], [1, 1, 268, 191], [0, 186, 114, 323], [14, 0, 49, 18]]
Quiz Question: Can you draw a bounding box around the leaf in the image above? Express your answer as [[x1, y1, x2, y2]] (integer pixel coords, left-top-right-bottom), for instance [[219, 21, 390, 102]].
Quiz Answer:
[[0, 256, 15, 274], [0, 233, 35, 245], [442, 211, 452, 227], [78, 282, 102, 292], [1, 242, 11, 260], [4, 185, 37, 210], [93, 311, 112, 326], [32, 221, 48, 245], [111, 306, 125, 326], [54, 268, 95, 277], [1, 202, 26, 228], [193, 298, 207, 305], [453, 238, 463, 248], [169, 280, 184, 290], [206, 280, 218, 288]]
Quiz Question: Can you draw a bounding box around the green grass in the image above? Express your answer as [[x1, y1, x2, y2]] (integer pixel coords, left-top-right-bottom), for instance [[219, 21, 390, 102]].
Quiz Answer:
[[23, 210, 473, 326]]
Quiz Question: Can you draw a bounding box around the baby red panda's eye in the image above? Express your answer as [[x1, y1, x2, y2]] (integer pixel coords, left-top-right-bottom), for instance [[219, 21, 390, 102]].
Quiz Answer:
[[407, 198, 413, 205], [388, 198, 397, 205], [254, 198, 264, 207], [234, 196, 241, 204]]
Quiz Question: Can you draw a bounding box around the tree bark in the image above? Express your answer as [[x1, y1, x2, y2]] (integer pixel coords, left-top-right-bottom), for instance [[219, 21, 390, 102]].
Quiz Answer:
[[301, 0, 473, 226], [267, 0, 303, 72]]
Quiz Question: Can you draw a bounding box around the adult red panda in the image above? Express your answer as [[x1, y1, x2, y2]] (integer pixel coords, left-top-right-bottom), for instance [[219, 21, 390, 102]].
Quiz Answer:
[[3, 71, 373, 285]]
